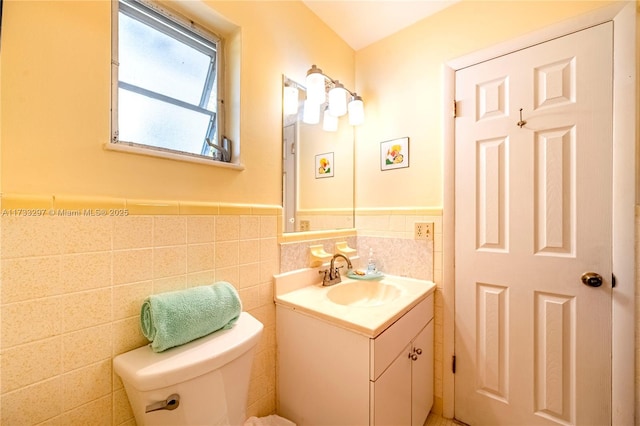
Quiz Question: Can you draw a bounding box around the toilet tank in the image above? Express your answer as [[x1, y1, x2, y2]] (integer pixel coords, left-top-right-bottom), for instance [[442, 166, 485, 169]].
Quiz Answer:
[[114, 312, 264, 426]]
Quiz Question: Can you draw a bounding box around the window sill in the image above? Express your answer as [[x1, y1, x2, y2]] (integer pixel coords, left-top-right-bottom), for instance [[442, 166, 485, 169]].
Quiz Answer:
[[104, 141, 245, 170]]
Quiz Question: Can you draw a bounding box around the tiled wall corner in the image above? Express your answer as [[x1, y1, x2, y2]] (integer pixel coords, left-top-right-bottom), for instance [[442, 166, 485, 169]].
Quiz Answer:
[[0, 195, 280, 425]]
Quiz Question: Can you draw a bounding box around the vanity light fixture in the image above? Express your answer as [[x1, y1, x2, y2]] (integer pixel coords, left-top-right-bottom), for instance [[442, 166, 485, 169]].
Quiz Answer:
[[283, 85, 299, 115], [328, 80, 348, 117], [304, 64, 364, 129], [348, 95, 364, 126], [322, 106, 339, 132], [302, 99, 320, 124], [306, 65, 327, 105]]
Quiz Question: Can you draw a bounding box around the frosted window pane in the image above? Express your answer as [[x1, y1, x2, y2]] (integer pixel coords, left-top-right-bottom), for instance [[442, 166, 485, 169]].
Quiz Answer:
[[119, 89, 211, 155], [119, 13, 211, 105]]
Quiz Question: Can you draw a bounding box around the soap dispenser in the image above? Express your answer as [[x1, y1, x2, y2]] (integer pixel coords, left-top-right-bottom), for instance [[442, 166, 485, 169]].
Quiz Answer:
[[366, 248, 377, 274]]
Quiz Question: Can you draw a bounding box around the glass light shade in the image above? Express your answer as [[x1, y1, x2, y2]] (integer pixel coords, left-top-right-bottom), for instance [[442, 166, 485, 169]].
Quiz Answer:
[[283, 86, 299, 115], [302, 99, 320, 124], [328, 82, 348, 117], [322, 108, 338, 132], [306, 65, 326, 105], [348, 96, 364, 125]]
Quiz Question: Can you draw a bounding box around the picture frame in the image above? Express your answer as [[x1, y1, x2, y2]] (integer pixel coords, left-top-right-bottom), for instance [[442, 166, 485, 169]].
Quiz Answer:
[[315, 152, 334, 178], [380, 137, 410, 171]]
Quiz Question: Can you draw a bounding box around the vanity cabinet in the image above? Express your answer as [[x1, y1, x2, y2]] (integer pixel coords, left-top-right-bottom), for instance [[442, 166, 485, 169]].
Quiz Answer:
[[277, 292, 434, 425], [372, 322, 434, 425]]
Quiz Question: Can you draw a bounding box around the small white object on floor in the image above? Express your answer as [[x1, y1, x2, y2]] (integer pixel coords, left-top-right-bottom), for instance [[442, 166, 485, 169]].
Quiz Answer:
[[244, 414, 296, 426]]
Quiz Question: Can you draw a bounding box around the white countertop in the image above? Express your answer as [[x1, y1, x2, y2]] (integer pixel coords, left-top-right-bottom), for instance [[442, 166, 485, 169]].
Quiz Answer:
[[274, 268, 436, 338]]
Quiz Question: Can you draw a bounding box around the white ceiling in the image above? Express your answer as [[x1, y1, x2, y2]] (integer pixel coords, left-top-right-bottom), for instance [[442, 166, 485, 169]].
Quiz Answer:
[[302, 0, 460, 50]]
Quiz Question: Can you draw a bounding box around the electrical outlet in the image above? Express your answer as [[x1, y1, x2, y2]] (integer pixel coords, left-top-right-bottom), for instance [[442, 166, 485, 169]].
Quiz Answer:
[[415, 222, 434, 241], [300, 220, 310, 232]]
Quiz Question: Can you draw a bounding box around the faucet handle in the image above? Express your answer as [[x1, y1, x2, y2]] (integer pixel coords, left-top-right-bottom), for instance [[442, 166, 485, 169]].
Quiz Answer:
[[319, 269, 330, 285]]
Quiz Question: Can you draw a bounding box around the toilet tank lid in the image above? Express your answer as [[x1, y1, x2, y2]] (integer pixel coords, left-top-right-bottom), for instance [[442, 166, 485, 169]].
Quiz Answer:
[[113, 312, 263, 392]]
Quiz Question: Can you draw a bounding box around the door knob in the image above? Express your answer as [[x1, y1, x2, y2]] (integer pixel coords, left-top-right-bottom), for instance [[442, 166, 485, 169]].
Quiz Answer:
[[581, 272, 603, 288]]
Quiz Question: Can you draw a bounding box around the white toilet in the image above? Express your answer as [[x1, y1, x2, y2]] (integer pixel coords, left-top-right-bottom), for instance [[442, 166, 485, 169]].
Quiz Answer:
[[113, 312, 263, 426]]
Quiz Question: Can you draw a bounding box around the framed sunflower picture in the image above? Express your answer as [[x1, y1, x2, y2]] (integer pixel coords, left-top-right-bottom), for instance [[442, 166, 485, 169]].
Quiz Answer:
[[315, 152, 334, 178], [380, 137, 409, 171]]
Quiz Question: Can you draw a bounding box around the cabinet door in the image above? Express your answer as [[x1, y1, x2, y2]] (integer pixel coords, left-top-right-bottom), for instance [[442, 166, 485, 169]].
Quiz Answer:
[[411, 321, 434, 426], [372, 343, 412, 426]]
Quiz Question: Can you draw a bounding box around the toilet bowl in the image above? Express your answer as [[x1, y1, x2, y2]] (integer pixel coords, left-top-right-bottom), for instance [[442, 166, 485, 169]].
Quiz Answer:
[[114, 312, 263, 426]]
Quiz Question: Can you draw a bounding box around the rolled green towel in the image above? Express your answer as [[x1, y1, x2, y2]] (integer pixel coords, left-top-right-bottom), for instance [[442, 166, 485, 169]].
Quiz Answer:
[[140, 281, 242, 352]]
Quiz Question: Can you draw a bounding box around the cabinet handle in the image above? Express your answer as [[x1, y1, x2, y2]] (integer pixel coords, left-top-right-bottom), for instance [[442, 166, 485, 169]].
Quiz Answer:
[[414, 348, 423, 355], [409, 353, 418, 361]]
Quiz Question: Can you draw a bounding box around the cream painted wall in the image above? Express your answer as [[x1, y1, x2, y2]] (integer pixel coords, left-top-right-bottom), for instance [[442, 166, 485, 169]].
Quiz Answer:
[[0, 0, 354, 205], [354, 0, 616, 209], [298, 118, 354, 210]]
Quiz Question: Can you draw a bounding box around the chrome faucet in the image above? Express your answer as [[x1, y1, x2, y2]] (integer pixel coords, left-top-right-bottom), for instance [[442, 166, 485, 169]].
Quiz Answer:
[[319, 253, 353, 286]]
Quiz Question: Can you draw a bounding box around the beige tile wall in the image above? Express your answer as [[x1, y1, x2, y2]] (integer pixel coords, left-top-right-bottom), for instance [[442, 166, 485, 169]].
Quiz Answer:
[[0, 198, 280, 425], [355, 236, 433, 280]]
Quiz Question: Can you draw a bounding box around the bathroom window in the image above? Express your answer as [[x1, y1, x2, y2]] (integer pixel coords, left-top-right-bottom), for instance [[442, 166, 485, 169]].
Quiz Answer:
[[112, 0, 224, 160]]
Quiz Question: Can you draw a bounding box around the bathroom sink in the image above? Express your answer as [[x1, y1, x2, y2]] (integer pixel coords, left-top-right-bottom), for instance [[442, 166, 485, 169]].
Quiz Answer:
[[274, 268, 435, 337], [327, 280, 402, 307]]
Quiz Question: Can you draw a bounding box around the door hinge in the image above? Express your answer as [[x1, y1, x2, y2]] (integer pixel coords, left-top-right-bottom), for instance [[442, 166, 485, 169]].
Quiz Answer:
[[452, 355, 456, 374], [612, 273, 616, 288], [453, 100, 458, 118]]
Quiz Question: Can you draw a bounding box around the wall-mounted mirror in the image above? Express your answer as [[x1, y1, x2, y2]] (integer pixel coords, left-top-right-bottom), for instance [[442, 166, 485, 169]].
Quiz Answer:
[[282, 76, 355, 233]]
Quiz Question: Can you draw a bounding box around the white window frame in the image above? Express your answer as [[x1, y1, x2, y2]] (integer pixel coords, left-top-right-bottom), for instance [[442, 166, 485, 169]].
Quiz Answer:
[[110, 0, 233, 165]]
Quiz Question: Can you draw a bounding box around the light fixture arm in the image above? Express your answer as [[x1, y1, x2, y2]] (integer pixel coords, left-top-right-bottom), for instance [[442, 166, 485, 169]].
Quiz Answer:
[[306, 64, 360, 99], [326, 76, 359, 98], [336, 83, 358, 98]]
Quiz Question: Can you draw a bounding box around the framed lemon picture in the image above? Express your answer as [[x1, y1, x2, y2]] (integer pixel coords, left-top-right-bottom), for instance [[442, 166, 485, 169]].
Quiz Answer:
[[380, 137, 409, 171], [315, 152, 334, 178]]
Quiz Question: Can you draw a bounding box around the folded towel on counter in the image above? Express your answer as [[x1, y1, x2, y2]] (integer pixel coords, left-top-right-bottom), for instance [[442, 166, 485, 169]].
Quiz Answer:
[[140, 281, 242, 352]]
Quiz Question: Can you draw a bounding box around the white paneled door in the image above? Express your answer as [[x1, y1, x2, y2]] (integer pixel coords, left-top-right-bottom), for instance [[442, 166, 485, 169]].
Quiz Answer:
[[454, 23, 613, 425]]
